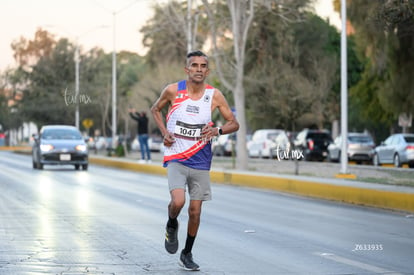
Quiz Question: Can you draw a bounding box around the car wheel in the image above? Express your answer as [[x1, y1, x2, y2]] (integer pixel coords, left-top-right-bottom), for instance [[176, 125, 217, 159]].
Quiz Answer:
[[373, 154, 380, 166], [394, 154, 402, 168], [74, 164, 80, 170], [82, 164, 88, 171]]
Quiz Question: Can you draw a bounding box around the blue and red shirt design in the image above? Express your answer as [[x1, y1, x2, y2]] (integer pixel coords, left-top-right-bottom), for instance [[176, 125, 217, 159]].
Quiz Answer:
[[163, 80, 215, 170]]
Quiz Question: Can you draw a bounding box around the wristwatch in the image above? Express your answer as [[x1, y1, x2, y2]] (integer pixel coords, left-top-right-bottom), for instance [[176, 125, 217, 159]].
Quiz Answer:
[[216, 127, 223, 137]]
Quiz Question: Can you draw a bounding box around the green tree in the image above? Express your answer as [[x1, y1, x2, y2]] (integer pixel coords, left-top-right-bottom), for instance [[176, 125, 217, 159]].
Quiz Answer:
[[244, 10, 346, 132], [336, 0, 414, 134], [141, 1, 194, 67], [0, 69, 24, 132], [8, 27, 143, 139], [77, 47, 114, 136]]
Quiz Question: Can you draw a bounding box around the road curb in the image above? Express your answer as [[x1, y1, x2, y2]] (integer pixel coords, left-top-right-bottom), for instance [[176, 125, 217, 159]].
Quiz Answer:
[[211, 170, 414, 213], [89, 156, 414, 213], [90, 157, 167, 176]]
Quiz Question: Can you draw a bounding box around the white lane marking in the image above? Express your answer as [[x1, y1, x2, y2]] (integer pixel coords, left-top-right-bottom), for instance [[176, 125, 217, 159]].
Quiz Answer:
[[315, 252, 403, 275]]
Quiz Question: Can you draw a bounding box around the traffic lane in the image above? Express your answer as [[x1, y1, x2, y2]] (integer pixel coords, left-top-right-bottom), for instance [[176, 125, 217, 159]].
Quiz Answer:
[[0, 152, 173, 274], [0, 152, 413, 274], [201, 185, 414, 274]]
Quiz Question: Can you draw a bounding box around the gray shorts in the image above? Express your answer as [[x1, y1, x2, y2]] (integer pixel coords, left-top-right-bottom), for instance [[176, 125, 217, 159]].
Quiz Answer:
[[167, 162, 212, 201]]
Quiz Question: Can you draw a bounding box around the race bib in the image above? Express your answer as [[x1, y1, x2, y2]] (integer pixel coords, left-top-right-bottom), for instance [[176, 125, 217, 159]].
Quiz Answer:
[[174, 121, 204, 140]]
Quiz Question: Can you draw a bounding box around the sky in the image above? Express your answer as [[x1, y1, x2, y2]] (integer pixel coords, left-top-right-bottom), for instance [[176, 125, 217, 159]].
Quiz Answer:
[[0, 0, 340, 71]]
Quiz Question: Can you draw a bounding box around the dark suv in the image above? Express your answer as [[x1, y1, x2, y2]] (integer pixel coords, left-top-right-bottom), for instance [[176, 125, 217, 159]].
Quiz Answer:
[[293, 129, 333, 161]]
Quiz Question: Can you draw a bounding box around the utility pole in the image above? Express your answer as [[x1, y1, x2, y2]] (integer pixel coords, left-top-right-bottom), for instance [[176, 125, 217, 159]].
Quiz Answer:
[[75, 44, 80, 129], [340, 0, 349, 175], [187, 0, 192, 53], [112, 12, 117, 149]]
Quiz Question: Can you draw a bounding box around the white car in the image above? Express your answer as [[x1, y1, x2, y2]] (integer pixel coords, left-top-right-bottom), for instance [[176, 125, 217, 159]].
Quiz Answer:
[[373, 133, 414, 168], [131, 136, 164, 152], [327, 133, 375, 164], [248, 129, 288, 158], [212, 133, 236, 156]]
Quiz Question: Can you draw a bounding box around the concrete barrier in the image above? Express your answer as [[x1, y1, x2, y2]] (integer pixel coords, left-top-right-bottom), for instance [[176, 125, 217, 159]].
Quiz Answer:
[[210, 170, 414, 213], [90, 157, 167, 176]]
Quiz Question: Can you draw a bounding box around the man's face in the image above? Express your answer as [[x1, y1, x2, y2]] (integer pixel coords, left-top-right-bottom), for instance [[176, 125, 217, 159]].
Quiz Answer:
[[185, 56, 209, 84]]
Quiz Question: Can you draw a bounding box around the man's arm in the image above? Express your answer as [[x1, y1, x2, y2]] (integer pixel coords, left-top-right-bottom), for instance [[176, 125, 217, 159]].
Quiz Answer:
[[213, 89, 239, 135], [201, 89, 239, 141], [150, 83, 177, 147], [129, 109, 140, 121]]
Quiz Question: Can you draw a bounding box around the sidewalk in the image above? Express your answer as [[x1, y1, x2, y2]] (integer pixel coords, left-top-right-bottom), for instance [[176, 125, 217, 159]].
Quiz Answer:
[[89, 150, 414, 213]]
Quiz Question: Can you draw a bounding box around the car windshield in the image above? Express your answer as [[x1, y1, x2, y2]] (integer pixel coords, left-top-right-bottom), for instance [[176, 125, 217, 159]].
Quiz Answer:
[[349, 135, 372, 143], [403, 136, 414, 143], [267, 133, 278, 140], [42, 129, 82, 140]]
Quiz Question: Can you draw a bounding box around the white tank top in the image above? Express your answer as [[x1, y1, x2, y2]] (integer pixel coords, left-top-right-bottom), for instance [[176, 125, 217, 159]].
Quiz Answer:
[[163, 80, 215, 170]]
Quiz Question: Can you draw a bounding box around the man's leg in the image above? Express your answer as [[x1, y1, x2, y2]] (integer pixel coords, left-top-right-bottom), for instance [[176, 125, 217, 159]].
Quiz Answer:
[[138, 135, 145, 160], [142, 135, 151, 160], [165, 163, 187, 254], [168, 189, 185, 223], [184, 200, 202, 251], [165, 189, 185, 254], [180, 200, 202, 271]]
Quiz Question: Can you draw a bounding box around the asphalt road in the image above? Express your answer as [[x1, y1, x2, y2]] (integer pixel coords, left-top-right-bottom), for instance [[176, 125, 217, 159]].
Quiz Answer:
[[1, 151, 414, 274]]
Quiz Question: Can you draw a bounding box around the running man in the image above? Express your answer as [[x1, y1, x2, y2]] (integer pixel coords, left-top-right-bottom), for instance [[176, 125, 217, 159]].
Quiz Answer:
[[151, 50, 239, 270]]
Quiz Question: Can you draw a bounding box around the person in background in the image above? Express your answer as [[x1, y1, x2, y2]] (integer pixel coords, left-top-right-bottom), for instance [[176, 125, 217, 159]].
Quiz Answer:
[[151, 50, 239, 270], [129, 109, 151, 163]]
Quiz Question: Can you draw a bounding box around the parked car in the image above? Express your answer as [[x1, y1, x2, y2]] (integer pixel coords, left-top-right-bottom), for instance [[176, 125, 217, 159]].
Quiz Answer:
[[373, 133, 414, 168], [93, 136, 108, 150], [248, 129, 288, 158], [293, 129, 333, 161], [212, 133, 236, 156], [327, 132, 375, 164], [32, 125, 89, 170], [131, 136, 164, 152], [149, 136, 164, 152]]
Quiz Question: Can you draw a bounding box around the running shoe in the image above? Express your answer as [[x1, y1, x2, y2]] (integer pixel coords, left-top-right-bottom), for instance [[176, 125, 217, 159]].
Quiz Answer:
[[179, 250, 200, 271], [164, 223, 178, 254]]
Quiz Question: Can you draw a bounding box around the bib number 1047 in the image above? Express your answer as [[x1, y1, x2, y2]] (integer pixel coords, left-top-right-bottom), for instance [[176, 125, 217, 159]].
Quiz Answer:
[[174, 121, 204, 139], [177, 127, 199, 137]]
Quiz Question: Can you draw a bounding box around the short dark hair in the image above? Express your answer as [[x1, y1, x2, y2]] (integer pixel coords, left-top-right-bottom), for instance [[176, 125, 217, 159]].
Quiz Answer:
[[186, 50, 208, 66], [186, 50, 207, 59]]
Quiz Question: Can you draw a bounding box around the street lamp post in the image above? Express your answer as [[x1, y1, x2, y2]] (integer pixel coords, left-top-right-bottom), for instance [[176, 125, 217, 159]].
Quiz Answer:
[[89, 0, 139, 149], [340, 0, 348, 174], [108, 1, 140, 149], [74, 25, 108, 130], [75, 44, 80, 129], [112, 12, 117, 149]]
